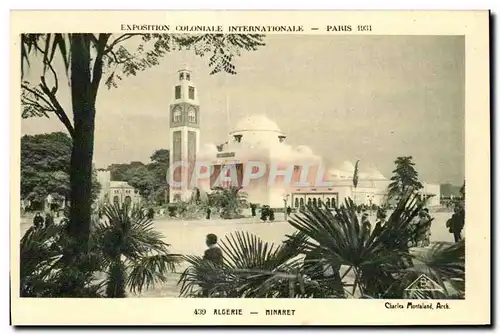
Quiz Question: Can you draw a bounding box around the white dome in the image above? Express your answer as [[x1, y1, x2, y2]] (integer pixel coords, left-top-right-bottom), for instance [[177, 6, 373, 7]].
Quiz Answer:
[[233, 115, 282, 133]]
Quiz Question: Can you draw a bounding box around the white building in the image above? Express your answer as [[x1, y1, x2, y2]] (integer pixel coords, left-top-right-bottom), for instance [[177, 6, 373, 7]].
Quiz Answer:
[[200, 115, 440, 208]]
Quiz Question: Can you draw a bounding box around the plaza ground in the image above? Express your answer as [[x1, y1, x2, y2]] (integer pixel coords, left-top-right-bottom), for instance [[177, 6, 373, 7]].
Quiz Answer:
[[20, 211, 458, 298]]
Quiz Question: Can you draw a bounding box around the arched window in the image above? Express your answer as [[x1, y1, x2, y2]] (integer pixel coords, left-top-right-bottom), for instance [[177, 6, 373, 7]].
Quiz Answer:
[[113, 195, 119, 206], [299, 198, 304, 207], [326, 198, 331, 208], [173, 109, 181, 122], [188, 109, 196, 123], [294, 198, 299, 208], [124, 196, 132, 206]]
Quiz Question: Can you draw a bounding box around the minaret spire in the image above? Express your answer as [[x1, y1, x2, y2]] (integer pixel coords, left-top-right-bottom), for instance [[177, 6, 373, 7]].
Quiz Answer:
[[169, 65, 200, 202]]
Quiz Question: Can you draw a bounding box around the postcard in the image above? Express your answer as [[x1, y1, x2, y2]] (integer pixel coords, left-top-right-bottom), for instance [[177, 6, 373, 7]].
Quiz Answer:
[[11, 10, 490, 326]]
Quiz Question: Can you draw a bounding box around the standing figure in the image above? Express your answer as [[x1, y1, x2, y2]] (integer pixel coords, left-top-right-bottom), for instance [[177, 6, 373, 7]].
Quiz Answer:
[[33, 212, 44, 229], [286, 206, 292, 217], [448, 206, 465, 243], [375, 211, 387, 226], [361, 213, 370, 228], [260, 206, 269, 222], [409, 214, 421, 247], [203, 233, 223, 264], [361, 213, 371, 240], [414, 210, 432, 247], [147, 208, 155, 220], [206, 207, 212, 220], [44, 212, 54, 227], [250, 203, 257, 217], [422, 208, 432, 246]]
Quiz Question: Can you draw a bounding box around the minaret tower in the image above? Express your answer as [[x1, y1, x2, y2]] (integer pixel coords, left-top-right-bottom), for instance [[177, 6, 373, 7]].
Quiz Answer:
[[169, 65, 200, 202]]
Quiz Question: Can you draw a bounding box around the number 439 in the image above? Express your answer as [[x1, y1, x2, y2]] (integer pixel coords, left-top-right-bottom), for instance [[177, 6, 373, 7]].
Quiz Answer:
[[194, 309, 206, 315]]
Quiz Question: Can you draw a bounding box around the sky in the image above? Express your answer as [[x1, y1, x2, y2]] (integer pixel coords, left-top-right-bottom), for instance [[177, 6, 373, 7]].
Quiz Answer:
[[21, 35, 465, 185]]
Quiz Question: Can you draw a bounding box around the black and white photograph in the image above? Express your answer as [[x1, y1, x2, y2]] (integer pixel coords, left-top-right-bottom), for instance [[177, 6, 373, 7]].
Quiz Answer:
[[11, 10, 490, 326]]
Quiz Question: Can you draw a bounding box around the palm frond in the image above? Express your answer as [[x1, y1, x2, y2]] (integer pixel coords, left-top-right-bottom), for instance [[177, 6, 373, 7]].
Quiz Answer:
[[94, 203, 181, 297], [400, 240, 466, 298], [97, 203, 171, 260], [20, 224, 64, 281], [127, 254, 183, 295], [178, 255, 234, 297], [287, 194, 426, 298], [179, 232, 311, 298]]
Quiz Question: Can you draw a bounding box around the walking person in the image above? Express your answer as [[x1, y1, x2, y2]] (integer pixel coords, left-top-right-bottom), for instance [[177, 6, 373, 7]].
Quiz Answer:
[[147, 208, 155, 220], [250, 204, 257, 218], [374, 212, 387, 232], [361, 213, 372, 240], [361, 212, 370, 226], [447, 205, 465, 243], [409, 214, 421, 247], [422, 208, 432, 246], [202, 233, 224, 297], [413, 210, 432, 247], [269, 208, 275, 223], [419, 211, 431, 247], [260, 206, 269, 222]]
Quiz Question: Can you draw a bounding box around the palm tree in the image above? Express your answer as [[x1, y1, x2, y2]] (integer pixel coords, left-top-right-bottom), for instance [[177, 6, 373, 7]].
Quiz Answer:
[[91, 203, 182, 297], [20, 203, 182, 297], [20, 222, 101, 297], [21, 224, 64, 297], [21, 34, 266, 296], [288, 193, 464, 298]]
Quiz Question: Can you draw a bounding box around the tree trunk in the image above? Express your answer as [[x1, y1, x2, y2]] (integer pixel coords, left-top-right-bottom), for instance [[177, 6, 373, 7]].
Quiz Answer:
[[68, 34, 95, 254]]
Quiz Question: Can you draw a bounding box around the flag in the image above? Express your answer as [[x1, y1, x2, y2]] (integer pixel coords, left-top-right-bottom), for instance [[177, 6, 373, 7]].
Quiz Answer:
[[353, 160, 360, 189]]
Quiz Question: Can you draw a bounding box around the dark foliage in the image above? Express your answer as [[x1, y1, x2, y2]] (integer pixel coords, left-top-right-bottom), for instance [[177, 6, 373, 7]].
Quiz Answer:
[[179, 194, 465, 299]]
